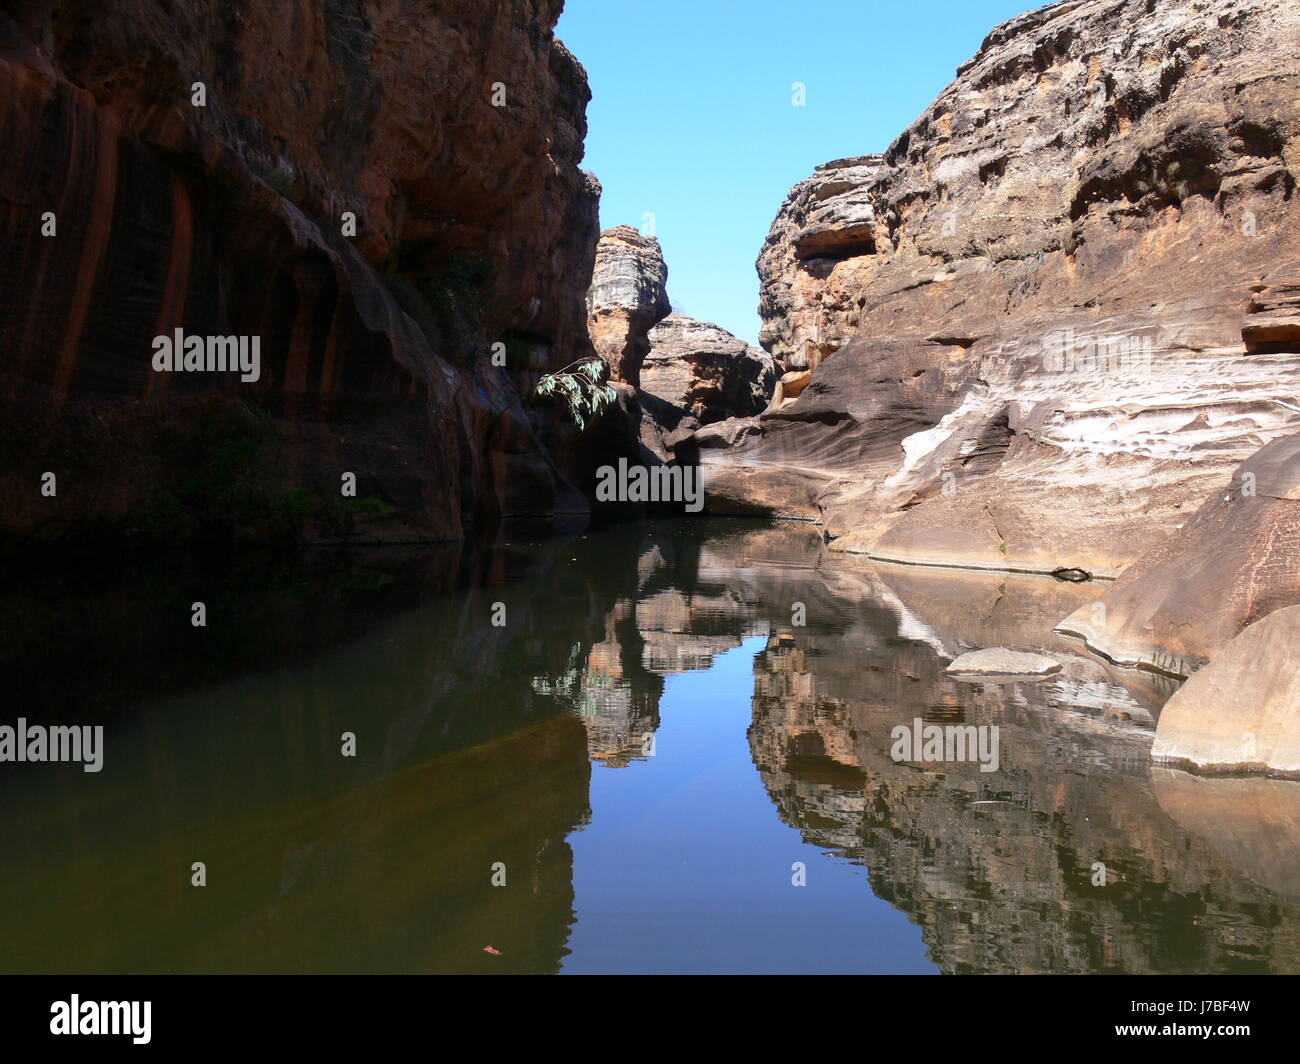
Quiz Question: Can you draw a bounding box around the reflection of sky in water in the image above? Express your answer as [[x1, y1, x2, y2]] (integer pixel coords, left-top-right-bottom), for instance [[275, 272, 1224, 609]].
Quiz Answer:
[[563, 637, 937, 974]]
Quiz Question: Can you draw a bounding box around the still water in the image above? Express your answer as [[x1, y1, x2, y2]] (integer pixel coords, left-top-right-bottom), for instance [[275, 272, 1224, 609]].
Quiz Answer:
[[2, 520, 1298, 973]]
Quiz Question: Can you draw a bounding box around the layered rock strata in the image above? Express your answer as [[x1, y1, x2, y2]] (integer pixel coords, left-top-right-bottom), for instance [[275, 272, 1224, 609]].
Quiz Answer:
[[701, 0, 1300, 584], [1056, 430, 1300, 673], [585, 225, 670, 386], [643, 313, 776, 425], [581, 226, 776, 469]]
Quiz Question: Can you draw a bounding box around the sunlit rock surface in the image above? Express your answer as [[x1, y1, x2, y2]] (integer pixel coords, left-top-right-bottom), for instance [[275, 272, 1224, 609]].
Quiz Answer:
[[643, 313, 776, 425], [585, 225, 671, 386], [1151, 605, 1300, 777], [1057, 431, 1300, 673], [703, 0, 1300, 585], [946, 647, 1061, 678]]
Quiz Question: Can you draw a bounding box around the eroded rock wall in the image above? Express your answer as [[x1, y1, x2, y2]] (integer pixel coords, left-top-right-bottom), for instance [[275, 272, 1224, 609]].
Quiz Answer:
[[0, 0, 599, 543], [643, 313, 776, 425], [705, 0, 1300, 582]]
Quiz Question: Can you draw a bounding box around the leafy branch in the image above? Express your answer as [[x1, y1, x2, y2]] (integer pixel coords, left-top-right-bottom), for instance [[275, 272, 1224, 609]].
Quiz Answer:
[[532, 357, 619, 430]]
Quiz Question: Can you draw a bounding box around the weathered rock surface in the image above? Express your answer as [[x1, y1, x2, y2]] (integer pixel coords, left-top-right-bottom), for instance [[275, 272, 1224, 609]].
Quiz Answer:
[[585, 225, 671, 386], [582, 229, 775, 464], [757, 155, 884, 381], [1056, 431, 1300, 673], [946, 647, 1061, 678], [1150, 605, 1300, 778], [0, 0, 599, 543], [642, 313, 776, 424], [704, 0, 1300, 583]]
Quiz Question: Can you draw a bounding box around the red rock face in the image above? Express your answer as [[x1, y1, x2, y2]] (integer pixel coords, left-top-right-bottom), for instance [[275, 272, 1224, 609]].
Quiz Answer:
[[0, 1, 598, 543]]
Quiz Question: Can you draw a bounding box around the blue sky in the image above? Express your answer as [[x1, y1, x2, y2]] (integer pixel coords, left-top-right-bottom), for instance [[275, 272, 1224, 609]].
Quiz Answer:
[[557, 0, 1038, 344]]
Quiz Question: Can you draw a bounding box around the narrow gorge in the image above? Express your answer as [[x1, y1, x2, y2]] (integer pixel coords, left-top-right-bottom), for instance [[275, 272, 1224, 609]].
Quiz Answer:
[[1, 0, 1297, 983]]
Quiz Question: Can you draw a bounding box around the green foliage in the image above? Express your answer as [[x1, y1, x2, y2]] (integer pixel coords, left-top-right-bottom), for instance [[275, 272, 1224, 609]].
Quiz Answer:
[[123, 403, 397, 544], [335, 571, 396, 592], [268, 488, 316, 538], [341, 495, 393, 520], [532, 357, 619, 430], [173, 408, 266, 519], [385, 250, 500, 366]]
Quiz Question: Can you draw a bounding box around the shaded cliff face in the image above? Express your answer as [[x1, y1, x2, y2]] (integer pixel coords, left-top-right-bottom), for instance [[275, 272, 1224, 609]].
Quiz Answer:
[[0, 0, 599, 543], [704, 0, 1300, 580]]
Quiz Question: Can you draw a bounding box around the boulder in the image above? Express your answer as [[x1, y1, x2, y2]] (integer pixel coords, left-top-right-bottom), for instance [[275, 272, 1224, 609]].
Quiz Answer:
[[1151, 605, 1300, 777], [946, 648, 1062, 678], [1055, 431, 1300, 673], [642, 313, 776, 424]]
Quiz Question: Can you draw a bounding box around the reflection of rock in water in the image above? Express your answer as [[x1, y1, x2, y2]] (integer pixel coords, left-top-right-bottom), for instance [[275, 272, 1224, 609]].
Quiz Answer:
[[742, 551, 1300, 973], [1153, 769, 1300, 902], [0, 533, 614, 973], [544, 534, 768, 766], [536, 607, 664, 768]]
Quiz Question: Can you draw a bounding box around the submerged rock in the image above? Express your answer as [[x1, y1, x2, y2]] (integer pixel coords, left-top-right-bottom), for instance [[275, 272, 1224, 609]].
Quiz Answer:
[[946, 648, 1061, 678], [1152, 605, 1300, 778]]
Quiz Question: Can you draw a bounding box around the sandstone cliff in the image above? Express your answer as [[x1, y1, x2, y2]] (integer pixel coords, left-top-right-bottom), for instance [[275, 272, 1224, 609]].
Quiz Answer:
[[643, 313, 776, 425], [586, 225, 670, 386], [1057, 430, 1300, 672], [0, 0, 600, 544], [702, 0, 1300, 585], [580, 226, 776, 469]]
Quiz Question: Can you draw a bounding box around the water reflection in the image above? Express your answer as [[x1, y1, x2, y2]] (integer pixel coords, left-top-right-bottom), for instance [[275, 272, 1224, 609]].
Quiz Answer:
[[0, 522, 1296, 973]]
